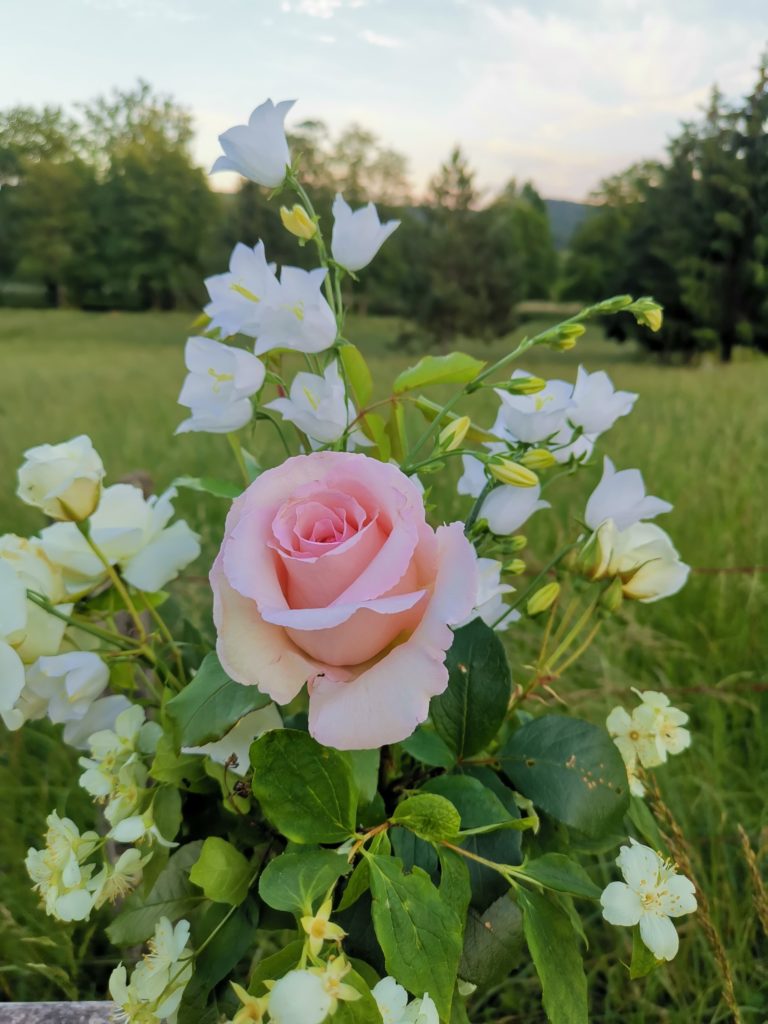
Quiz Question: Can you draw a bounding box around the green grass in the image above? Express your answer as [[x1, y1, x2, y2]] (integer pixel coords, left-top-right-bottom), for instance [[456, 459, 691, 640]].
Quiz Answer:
[[0, 308, 766, 1019]]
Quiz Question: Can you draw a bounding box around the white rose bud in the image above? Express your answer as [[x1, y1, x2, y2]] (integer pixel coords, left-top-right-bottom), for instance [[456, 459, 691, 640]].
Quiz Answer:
[[17, 435, 104, 521]]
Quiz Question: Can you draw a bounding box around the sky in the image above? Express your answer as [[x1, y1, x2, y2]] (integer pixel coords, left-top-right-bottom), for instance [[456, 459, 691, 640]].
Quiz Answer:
[[3, 0, 767, 201]]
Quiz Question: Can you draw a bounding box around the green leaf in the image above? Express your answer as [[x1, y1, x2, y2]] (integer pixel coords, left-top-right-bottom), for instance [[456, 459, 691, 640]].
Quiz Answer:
[[459, 893, 524, 988], [249, 940, 304, 997], [422, 775, 522, 911], [339, 343, 373, 407], [360, 412, 391, 462], [387, 400, 408, 462], [499, 716, 629, 837], [344, 749, 380, 805], [107, 842, 204, 945], [400, 725, 456, 768], [391, 793, 461, 842], [394, 352, 486, 393], [259, 849, 351, 915], [250, 729, 358, 843], [337, 831, 390, 912], [150, 734, 210, 789], [166, 652, 271, 748], [333, 967, 384, 1024], [438, 848, 472, 928], [189, 837, 252, 906], [368, 853, 463, 1021], [173, 475, 242, 499], [517, 854, 601, 900], [187, 896, 259, 993], [152, 786, 182, 843], [630, 926, 664, 979], [517, 886, 588, 1024], [431, 619, 512, 759]]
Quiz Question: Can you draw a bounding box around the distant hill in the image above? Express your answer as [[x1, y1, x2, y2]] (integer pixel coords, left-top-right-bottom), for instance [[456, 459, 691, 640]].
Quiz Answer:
[[544, 199, 594, 250]]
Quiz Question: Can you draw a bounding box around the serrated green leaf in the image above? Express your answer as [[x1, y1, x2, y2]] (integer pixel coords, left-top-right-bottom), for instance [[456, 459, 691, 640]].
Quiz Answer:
[[259, 849, 351, 914], [189, 837, 252, 906], [517, 853, 601, 900], [391, 793, 461, 842], [166, 652, 271, 748], [107, 842, 204, 945], [250, 729, 358, 843], [431, 619, 512, 759], [394, 352, 486, 393], [517, 886, 588, 1024], [499, 716, 629, 838], [368, 853, 462, 1021]]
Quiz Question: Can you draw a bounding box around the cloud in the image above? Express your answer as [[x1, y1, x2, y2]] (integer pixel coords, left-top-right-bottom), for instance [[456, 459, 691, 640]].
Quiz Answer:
[[359, 29, 403, 48], [83, 0, 201, 22], [281, 0, 366, 17]]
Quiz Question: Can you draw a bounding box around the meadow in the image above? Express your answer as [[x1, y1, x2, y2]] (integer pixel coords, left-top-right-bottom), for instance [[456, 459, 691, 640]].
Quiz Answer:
[[0, 308, 766, 1021]]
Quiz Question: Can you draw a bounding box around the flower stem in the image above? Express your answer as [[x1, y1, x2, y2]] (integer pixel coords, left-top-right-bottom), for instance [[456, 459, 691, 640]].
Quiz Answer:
[[226, 432, 250, 487], [75, 523, 147, 642]]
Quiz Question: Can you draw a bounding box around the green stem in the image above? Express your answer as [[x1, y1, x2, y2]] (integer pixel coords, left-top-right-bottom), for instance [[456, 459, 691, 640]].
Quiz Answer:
[[140, 595, 187, 687], [226, 432, 250, 487], [491, 541, 578, 629], [25, 591, 137, 649], [464, 480, 494, 535], [76, 524, 147, 642]]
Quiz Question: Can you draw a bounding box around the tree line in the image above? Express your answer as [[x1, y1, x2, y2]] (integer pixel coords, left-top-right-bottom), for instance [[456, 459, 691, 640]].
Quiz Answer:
[[0, 82, 556, 344], [564, 56, 768, 362]]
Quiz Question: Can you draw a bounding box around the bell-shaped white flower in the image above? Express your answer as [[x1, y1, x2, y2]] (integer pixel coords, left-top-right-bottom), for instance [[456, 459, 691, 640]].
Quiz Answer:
[[458, 556, 517, 631], [176, 336, 265, 435], [211, 98, 294, 187], [568, 367, 637, 437], [480, 483, 550, 536], [268, 969, 333, 1024], [601, 839, 697, 961], [17, 435, 104, 522], [183, 704, 283, 775], [594, 519, 689, 603], [254, 267, 337, 355], [585, 457, 672, 532], [23, 651, 109, 726], [493, 371, 574, 443], [204, 241, 277, 339], [265, 361, 364, 446], [331, 193, 400, 272], [41, 484, 200, 594]]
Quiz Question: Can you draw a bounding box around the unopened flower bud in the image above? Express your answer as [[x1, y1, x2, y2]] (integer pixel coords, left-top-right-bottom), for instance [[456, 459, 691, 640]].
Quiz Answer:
[[439, 416, 470, 452], [527, 581, 560, 616], [548, 323, 585, 351], [505, 559, 526, 575], [631, 297, 663, 332], [489, 459, 539, 488], [519, 448, 557, 471], [600, 576, 624, 613], [280, 204, 317, 240], [509, 534, 527, 551], [497, 376, 546, 396], [574, 530, 607, 580]]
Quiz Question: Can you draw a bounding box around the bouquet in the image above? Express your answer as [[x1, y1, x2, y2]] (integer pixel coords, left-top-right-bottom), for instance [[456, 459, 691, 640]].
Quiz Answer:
[[1, 97, 698, 1024]]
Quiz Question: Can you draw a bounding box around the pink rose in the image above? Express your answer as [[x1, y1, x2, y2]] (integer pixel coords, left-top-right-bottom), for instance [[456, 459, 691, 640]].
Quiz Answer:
[[210, 452, 478, 749]]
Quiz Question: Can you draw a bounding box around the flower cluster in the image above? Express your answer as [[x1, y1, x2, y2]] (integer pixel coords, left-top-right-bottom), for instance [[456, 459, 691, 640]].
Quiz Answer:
[[6, 93, 703, 1024]]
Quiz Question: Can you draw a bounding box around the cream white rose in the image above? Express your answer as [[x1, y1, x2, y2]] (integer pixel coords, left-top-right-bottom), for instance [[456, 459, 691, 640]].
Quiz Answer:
[[17, 435, 104, 521]]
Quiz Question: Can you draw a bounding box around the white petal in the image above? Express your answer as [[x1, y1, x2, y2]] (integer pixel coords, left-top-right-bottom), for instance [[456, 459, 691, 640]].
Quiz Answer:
[[600, 881, 642, 926], [639, 913, 679, 961]]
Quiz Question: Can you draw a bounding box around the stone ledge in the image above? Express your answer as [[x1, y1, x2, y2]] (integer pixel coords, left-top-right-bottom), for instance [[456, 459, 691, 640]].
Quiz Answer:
[[0, 1004, 114, 1023]]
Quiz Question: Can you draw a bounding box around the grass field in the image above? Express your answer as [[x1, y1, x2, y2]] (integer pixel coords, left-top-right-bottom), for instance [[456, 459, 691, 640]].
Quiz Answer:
[[1, 308, 766, 1020]]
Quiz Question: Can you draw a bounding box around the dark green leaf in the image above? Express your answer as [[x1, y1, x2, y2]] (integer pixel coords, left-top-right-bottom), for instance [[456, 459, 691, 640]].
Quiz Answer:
[[333, 967, 384, 1023], [250, 729, 358, 843], [344, 749, 380, 805], [107, 842, 204, 945], [150, 733, 210, 789], [459, 893, 524, 988], [400, 725, 456, 768], [431, 619, 512, 758], [394, 352, 485, 393], [518, 854, 601, 900], [368, 853, 462, 1021], [166, 652, 271, 748], [438, 848, 472, 929], [499, 716, 629, 837], [189, 896, 259, 992], [391, 793, 461, 842], [259, 849, 351, 914], [152, 786, 182, 843], [249, 940, 304, 997], [189, 837, 252, 906], [517, 886, 588, 1024]]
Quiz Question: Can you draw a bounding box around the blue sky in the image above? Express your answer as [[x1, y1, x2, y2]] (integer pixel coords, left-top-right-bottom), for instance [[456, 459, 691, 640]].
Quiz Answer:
[[4, 0, 767, 199]]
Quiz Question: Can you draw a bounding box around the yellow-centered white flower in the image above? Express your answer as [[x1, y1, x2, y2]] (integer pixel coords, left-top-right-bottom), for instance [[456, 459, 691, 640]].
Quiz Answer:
[[25, 811, 101, 922], [109, 917, 193, 1024], [601, 839, 697, 961], [265, 362, 366, 447], [592, 519, 689, 603], [176, 336, 265, 435], [585, 457, 672, 532]]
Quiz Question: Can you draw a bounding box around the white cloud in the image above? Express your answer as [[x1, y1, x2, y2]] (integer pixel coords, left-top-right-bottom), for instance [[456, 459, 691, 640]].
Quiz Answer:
[[281, 0, 366, 16], [359, 29, 403, 48], [83, 0, 201, 22]]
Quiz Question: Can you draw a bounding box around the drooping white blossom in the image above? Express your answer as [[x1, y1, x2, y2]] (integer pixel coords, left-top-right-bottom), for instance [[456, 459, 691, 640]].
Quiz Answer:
[[204, 241, 277, 339], [601, 839, 697, 961], [25, 811, 101, 922], [493, 371, 574, 443], [593, 519, 689, 603], [211, 98, 294, 187], [254, 266, 337, 355], [109, 917, 193, 1024], [585, 457, 672, 532], [41, 484, 200, 594], [480, 483, 551, 536], [331, 193, 400, 272], [176, 336, 265, 435], [567, 367, 637, 437], [265, 361, 365, 446], [458, 556, 517, 631], [17, 435, 104, 522]]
